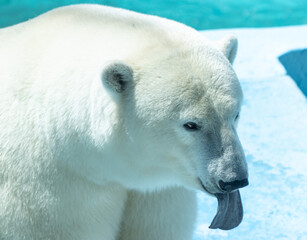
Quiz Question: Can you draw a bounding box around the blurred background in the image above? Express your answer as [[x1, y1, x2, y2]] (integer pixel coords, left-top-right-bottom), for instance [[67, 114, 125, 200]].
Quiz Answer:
[[1, 1, 306, 240], [0, 0, 307, 29]]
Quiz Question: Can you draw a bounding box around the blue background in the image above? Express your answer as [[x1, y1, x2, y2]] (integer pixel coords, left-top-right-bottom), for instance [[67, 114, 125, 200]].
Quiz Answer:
[[1, 0, 307, 29]]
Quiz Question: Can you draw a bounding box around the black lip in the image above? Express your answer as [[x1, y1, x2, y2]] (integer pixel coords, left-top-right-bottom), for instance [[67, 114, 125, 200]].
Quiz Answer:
[[219, 178, 249, 192], [198, 178, 214, 196]]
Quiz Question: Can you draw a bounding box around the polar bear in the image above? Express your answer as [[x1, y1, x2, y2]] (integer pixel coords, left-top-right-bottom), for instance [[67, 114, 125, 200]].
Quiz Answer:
[[0, 4, 248, 240]]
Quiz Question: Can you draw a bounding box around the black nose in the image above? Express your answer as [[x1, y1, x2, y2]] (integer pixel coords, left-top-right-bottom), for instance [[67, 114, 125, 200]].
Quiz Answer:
[[219, 178, 249, 192]]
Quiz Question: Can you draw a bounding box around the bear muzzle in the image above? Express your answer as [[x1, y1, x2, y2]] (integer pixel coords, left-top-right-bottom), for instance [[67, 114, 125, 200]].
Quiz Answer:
[[218, 178, 249, 192]]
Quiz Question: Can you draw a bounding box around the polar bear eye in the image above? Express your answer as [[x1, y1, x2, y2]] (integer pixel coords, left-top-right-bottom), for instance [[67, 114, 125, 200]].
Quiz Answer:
[[235, 112, 240, 121], [183, 122, 200, 131]]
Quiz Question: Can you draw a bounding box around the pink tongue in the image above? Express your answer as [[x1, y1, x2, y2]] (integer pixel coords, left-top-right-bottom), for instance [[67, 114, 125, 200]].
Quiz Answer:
[[209, 190, 243, 230]]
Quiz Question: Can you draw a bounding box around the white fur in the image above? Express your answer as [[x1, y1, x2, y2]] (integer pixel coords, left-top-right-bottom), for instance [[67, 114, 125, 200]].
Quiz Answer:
[[0, 4, 247, 239], [118, 187, 197, 240]]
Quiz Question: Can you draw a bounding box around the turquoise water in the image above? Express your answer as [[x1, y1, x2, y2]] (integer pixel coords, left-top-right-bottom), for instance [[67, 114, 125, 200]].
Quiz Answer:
[[0, 0, 306, 29]]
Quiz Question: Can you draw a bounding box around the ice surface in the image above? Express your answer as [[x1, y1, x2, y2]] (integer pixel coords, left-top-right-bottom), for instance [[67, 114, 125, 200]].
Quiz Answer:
[[194, 26, 307, 240]]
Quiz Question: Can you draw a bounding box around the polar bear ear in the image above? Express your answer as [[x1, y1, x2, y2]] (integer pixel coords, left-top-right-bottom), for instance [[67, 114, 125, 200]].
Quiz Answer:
[[101, 61, 133, 98], [217, 35, 238, 64]]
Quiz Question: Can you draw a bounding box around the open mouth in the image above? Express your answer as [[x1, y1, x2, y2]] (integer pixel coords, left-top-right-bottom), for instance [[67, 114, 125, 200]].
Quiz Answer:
[[198, 178, 214, 196], [198, 178, 244, 230]]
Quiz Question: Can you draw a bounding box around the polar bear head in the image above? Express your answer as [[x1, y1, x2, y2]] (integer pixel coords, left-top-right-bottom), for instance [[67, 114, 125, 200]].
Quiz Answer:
[[102, 35, 248, 229]]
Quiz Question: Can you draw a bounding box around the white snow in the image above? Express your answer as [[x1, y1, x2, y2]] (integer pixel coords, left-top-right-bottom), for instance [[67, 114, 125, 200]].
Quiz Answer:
[[194, 25, 307, 240]]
